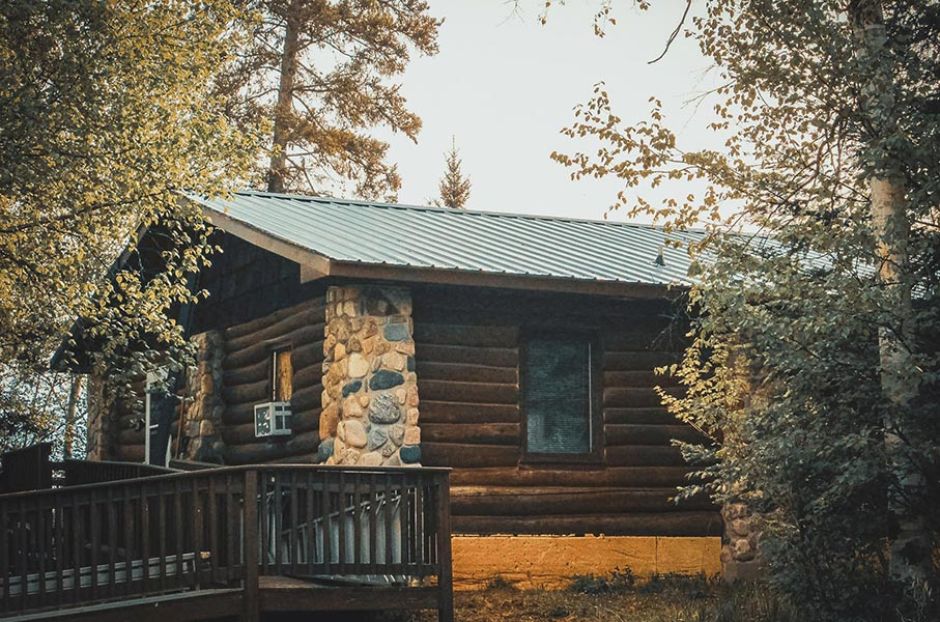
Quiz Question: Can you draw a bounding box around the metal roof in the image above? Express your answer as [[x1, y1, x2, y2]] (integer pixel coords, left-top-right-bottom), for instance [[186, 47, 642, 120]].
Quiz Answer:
[[188, 191, 708, 288]]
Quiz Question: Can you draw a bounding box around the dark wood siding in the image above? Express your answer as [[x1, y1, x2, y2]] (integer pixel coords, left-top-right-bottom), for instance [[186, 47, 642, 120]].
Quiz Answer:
[[219, 297, 325, 464], [412, 285, 721, 537]]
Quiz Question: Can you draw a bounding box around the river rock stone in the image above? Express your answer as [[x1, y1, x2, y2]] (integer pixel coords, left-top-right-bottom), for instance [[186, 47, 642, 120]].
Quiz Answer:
[[347, 354, 369, 378], [317, 437, 334, 463], [388, 423, 405, 446], [368, 426, 388, 450], [370, 370, 404, 391], [342, 380, 362, 397], [344, 419, 367, 448], [368, 393, 401, 424], [399, 444, 421, 464], [384, 322, 410, 342]]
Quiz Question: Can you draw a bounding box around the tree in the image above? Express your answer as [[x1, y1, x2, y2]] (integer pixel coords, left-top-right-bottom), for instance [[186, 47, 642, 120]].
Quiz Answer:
[[550, 1, 939, 619], [0, 0, 260, 448], [221, 0, 440, 198], [436, 137, 472, 209]]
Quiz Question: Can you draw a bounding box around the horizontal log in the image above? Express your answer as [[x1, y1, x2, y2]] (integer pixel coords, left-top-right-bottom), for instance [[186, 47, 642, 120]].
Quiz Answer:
[[452, 511, 723, 536], [422, 443, 519, 468], [603, 407, 677, 425], [417, 343, 517, 368], [419, 380, 517, 405], [223, 325, 322, 370], [220, 408, 319, 445], [450, 486, 714, 516], [292, 341, 325, 370], [449, 466, 696, 488], [291, 364, 321, 391], [418, 401, 519, 424], [223, 378, 270, 405], [413, 323, 518, 348], [223, 357, 270, 386], [116, 429, 145, 444], [605, 424, 707, 446], [603, 351, 679, 372], [415, 361, 517, 384], [421, 423, 520, 445], [225, 304, 324, 352], [267, 452, 321, 465], [602, 326, 683, 350], [603, 370, 678, 388], [223, 298, 324, 341], [605, 445, 687, 467], [289, 384, 323, 412], [603, 386, 684, 408], [221, 384, 322, 424], [223, 430, 319, 465]]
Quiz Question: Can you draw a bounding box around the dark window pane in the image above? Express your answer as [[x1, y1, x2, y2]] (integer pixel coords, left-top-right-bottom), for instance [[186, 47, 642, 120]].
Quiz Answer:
[[524, 337, 591, 454]]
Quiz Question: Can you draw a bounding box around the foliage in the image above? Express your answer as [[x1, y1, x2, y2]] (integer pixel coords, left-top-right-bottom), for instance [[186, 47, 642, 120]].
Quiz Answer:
[[0, 0, 261, 444], [435, 137, 472, 209], [221, 0, 440, 197], [550, 1, 940, 620], [0, 366, 84, 457]]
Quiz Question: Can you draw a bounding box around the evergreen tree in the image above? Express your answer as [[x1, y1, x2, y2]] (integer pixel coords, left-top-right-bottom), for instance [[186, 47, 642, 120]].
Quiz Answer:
[[436, 138, 472, 209], [220, 1, 440, 199]]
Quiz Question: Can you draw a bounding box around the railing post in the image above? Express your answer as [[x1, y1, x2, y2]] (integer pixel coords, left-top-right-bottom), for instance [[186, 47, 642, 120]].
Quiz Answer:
[[242, 469, 259, 622], [437, 472, 454, 622]]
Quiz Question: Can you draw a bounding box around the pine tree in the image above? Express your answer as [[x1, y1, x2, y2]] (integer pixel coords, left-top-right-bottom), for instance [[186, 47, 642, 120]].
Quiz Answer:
[[436, 138, 471, 209], [220, 1, 440, 199]]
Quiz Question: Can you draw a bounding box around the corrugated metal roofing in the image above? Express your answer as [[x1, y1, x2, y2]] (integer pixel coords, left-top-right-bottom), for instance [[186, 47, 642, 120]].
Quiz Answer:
[[188, 191, 709, 287]]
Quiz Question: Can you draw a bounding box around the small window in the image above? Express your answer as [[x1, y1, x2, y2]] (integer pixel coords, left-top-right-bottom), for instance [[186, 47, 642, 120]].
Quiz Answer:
[[272, 347, 293, 401], [522, 334, 597, 460]]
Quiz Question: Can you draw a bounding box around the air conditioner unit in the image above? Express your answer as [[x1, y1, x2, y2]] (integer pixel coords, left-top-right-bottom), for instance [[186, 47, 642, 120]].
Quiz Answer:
[[254, 401, 292, 438]]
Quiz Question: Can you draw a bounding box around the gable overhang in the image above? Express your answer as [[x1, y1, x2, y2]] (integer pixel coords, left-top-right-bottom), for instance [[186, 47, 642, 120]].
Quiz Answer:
[[203, 204, 683, 300]]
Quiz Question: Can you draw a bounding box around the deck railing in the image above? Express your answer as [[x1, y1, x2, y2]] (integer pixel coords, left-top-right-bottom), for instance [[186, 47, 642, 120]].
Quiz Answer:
[[0, 464, 452, 620]]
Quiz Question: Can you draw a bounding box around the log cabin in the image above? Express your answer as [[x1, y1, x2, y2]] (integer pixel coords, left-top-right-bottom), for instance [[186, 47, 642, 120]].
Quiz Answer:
[[60, 191, 724, 590]]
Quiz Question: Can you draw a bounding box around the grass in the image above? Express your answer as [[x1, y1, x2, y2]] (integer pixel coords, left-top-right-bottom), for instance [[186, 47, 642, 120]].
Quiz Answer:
[[399, 573, 797, 622]]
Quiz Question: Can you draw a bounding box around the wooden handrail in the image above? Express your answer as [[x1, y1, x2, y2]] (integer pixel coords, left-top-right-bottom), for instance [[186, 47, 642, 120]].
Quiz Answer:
[[0, 465, 452, 620]]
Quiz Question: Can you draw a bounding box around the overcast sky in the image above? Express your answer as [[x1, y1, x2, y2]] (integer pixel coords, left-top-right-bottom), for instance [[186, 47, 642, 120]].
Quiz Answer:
[[379, 1, 721, 223]]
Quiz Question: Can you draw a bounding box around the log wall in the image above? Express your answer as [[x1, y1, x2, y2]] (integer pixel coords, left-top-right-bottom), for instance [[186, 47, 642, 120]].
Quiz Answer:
[[219, 297, 326, 464], [412, 285, 721, 537]]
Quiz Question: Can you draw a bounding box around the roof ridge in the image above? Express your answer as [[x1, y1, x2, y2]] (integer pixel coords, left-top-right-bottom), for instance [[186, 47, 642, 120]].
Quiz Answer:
[[233, 190, 709, 234]]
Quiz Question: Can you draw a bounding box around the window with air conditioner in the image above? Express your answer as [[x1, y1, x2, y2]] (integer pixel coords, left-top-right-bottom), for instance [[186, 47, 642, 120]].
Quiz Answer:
[[255, 346, 293, 438]]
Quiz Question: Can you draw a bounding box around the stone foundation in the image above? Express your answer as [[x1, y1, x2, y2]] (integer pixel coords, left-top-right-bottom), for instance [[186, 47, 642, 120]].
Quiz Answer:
[[178, 330, 226, 463], [720, 503, 763, 582], [319, 285, 420, 467]]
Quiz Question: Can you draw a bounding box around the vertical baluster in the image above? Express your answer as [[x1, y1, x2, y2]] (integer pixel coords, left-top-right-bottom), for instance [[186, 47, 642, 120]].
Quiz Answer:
[[437, 473, 454, 622], [89, 488, 99, 601], [107, 487, 116, 599], [368, 473, 377, 575], [18, 499, 28, 611], [320, 470, 331, 574], [71, 495, 81, 605], [123, 484, 133, 596], [258, 471, 268, 576], [174, 479, 183, 587], [353, 472, 361, 571], [401, 473, 412, 574], [54, 492, 64, 605], [272, 471, 282, 574], [158, 482, 167, 591], [289, 470, 298, 574], [192, 478, 204, 586], [225, 475, 235, 582], [305, 470, 315, 573], [36, 497, 46, 606], [337, 469, 346, 573], [207, 477, 218, 583], [0, 498, 7, 613], [141, 486, 150, 593], [384, 472, 393, 569]]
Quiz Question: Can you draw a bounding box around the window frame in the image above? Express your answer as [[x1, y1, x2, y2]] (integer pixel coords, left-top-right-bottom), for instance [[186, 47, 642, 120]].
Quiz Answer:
[[269, 343, 293, 403], [519, 327, 603, 465]]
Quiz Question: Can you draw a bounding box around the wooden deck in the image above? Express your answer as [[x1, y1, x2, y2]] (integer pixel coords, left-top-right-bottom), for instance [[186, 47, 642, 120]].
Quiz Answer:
[[0, 460, 454, 621]]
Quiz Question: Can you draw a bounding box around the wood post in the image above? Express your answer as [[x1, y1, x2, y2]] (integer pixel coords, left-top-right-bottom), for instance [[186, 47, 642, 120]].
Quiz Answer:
[[437, 474, 454, 622], [242, 469, 259, 622]]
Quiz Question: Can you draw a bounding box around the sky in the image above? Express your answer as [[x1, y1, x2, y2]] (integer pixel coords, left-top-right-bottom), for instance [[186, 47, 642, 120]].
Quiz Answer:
[[379, 0, 722, 224]]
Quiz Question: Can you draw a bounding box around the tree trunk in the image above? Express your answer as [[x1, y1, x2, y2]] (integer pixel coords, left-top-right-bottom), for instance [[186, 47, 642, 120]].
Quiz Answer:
[[63, 374, 84, 459], [850, 0, 929, 588], [267, 0, 301, 193]]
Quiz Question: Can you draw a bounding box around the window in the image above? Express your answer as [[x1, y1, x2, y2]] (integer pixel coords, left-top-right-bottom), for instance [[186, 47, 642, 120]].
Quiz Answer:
[[272, 347, 293, 401], [522, 334, 598, 460], [145, 368, 173, 466]]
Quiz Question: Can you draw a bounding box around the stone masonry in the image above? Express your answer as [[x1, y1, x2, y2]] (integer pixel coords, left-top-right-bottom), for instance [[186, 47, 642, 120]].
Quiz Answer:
[[720, 502, 763, 582], [319, 285, 421, 467], [178, 330, 226, 463]]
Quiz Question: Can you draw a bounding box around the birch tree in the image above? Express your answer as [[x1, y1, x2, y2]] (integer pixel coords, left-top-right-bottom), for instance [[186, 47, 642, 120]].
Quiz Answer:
[[551, 1, 939, 618]]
